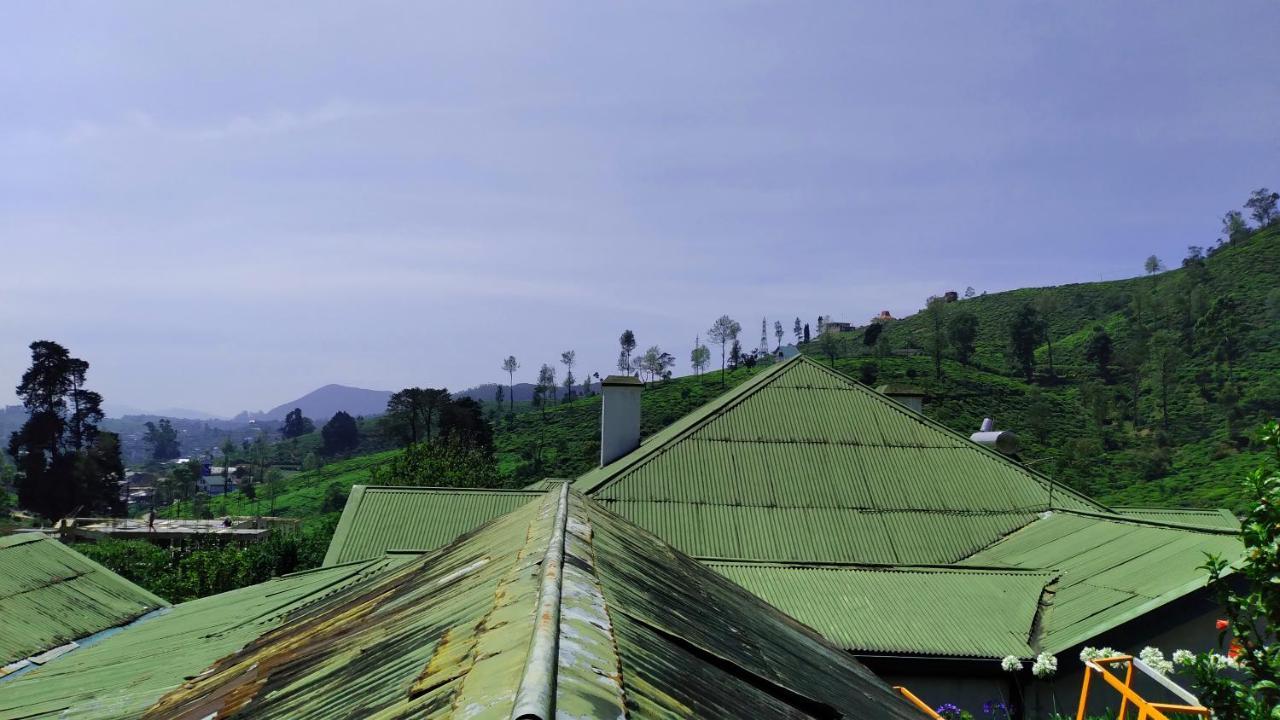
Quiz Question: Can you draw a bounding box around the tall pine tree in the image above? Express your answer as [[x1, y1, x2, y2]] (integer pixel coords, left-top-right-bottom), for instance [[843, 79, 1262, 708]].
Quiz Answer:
[[7, 341, 123, 519]]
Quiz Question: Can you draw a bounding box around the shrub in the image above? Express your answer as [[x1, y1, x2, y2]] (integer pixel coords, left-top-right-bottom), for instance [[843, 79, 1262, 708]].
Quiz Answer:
[[368, 439, 499, 488], [1183, 419, 1280, 718], [79, 515, 338, 603]]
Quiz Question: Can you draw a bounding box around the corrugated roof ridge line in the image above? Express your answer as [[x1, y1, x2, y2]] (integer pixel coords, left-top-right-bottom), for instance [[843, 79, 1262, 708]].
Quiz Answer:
[[598, 497, 1045, 515], [322, 484, 368, 566], [795, 356, 1111, 514], [358, 485, 546, 494], [554, 494, 628, 718], [258, 559, 394, 626], [953, 510, 1046, 565], [574, 357, 799, 493], [511, 482, 570, 720], [697, 558, 1054, 574], [1057, 508, 1242, 535], [0, 534, 46, 549], [280, 555, 383, 578], [691, 437, 980, 448]]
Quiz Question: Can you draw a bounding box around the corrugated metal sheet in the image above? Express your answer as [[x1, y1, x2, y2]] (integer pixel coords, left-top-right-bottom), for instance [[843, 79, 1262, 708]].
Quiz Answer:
[[963, 511, 1243, 653], [2, 491, 930, 719], [576, 357, 1104, 514], [707, 561, 1055, 658], [571, 356, 1102, 569], [597, 499, 1034, 564], [322, 485, 544, 565], [0, 534, 167, 666], [1114, 506, 1240, 530], [582, 495, 926, 719], [0, 556, 392, 718]]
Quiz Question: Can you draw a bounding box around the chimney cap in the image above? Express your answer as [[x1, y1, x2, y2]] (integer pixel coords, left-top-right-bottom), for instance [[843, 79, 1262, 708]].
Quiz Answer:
[[601, 375, 643, 387]]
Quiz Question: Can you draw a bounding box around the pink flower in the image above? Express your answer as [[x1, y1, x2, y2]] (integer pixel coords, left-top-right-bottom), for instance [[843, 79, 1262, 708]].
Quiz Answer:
[[1215, 619, 1229, 631]]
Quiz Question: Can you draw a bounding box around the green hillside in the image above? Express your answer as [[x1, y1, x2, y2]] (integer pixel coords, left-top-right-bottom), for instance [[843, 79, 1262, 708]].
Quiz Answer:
[[861, 225, 1280, 510], [200, 227, 1278, 524]]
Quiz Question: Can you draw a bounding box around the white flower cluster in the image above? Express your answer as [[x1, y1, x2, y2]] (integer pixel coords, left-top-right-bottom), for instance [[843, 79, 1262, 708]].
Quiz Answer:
[[1078, 646, 1124, 664], [1031, 652, 1058, 678], [1001, 655, 1022, 672], [1172, 649, 1196, 667], [1204, 653, 1241, 670], [1138, 646, 1175, 675]]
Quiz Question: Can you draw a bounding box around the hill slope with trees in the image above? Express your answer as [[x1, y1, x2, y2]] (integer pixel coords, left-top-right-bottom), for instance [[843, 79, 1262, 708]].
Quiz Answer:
[[863, 222, 1279, 509], [199, 223, 1278, 524]]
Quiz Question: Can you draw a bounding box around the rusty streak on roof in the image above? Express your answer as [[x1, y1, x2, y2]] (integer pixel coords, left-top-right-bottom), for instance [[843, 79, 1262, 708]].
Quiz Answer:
[[314, 355, 1243, 663], [5, 490, 930, 719], [0, 556, 400, 718]]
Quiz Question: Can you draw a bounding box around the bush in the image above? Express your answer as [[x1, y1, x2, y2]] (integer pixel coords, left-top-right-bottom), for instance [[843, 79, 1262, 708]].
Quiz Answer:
[[859, 362, 879, 386], [79, 515, 338, 603], [321, 482, 348, 513], [368, 439, 499, 488], [1184, 419, 1280, 718]]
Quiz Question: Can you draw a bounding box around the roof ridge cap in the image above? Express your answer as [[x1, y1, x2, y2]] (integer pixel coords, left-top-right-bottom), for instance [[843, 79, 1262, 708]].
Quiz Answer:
[[510, 484, 569, 720], [1055, 508, 1242, 535], [698, 558, 1057, 574]]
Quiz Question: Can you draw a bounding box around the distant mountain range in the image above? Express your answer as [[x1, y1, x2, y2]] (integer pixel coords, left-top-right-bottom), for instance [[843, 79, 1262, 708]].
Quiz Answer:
[[83, 378, 602, 426], [233, 384, 394, 423]]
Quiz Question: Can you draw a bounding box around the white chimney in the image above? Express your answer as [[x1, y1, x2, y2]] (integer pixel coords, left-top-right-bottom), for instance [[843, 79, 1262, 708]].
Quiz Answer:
[[971, 417, 1020, 455], [600, 375, 643, 466]]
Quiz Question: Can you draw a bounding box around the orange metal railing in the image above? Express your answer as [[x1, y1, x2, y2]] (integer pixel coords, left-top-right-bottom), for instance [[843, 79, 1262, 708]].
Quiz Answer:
[[1075, 655, 1210, 720], [894, 686, 944, 719]]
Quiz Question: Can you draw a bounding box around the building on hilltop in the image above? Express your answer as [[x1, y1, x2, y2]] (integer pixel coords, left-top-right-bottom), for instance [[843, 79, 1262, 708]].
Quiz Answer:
[[820, 320, 857, 334], [323, 356, 1243, 718], [0, 487, 929, 720]]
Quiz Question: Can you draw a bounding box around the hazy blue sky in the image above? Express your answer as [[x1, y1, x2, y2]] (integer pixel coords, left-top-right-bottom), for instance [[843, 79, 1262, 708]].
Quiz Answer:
[[2, 2, 1277, 416]]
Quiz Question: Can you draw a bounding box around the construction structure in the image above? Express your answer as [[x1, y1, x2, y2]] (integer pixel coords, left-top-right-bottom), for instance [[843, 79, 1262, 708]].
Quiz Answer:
[[64, 516, 295, 545], [0, 487, 931, 719], [323, 356, 1243, 716]]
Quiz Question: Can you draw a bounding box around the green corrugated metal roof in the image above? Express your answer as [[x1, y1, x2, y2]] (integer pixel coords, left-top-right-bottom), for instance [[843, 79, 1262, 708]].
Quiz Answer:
[[963, 510, 1242, 654], [313, 355, 1242, 663], [0, 534, 167, 667], [3, 489, 929, 719], [706, 561, 1055, 658], [1114, 506, 1240, 530], [575, 356, 1104, 564], [322, 485, 543, 565], [598, 500, 1036, 564], [0, 556, 400, 717]]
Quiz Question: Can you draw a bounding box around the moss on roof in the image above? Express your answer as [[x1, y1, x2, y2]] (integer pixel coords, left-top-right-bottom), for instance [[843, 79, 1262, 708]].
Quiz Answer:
[[2, 490, 928, 719]]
